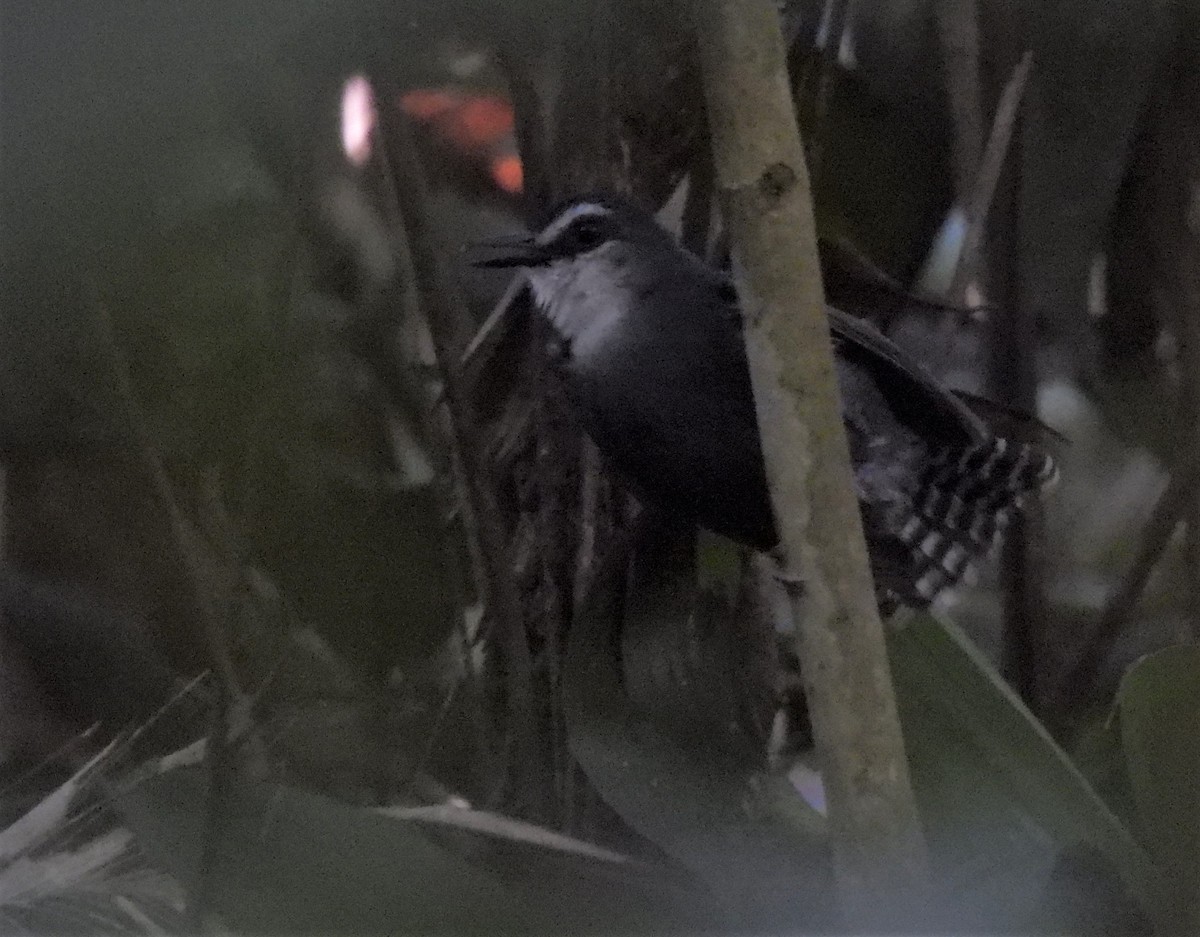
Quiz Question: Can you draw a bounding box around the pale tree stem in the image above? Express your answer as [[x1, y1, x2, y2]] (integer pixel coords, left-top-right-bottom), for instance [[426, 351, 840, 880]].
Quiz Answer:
[[691, 0, 930, 926]]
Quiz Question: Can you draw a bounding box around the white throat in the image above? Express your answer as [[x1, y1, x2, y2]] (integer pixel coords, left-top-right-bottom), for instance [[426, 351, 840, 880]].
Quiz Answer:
[[525, 244, 635, 364]]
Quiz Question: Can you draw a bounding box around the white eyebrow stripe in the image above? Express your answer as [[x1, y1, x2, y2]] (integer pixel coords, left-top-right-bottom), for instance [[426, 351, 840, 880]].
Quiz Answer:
[[538, 203, 612, 244]]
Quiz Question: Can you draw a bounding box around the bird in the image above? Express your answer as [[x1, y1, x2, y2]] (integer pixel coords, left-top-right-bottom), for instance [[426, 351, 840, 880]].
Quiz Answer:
[[474, 194, 1058, 608]]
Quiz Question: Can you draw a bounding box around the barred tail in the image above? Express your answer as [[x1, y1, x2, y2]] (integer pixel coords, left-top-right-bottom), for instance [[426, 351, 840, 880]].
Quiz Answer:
[[891, 437, 1058, 605]]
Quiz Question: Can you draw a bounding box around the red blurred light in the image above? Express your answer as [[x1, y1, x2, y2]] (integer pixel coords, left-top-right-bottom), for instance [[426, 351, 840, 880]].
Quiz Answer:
[[399, 89, 460, 122], [453, 97, 515, 147], [400, 86, 522, 198], [400, 88, 515, 152], [491, 154, 524, 194]]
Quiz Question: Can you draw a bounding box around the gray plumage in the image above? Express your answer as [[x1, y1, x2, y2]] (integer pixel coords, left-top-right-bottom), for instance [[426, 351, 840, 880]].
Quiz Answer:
[[475, 195, 1057, 608]]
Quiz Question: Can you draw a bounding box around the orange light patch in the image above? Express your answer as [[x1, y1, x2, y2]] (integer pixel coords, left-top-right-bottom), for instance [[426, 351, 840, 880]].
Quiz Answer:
[[400, 88, 515, 153], [399, 88, 461, 122], [453, 97, 515, 147], [491, 154, 524, 194], [400, 85, 521, 197]]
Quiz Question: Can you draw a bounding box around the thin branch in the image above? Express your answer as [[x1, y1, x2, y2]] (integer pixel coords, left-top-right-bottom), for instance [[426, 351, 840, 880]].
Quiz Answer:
[[984, 101, 1048, 710], [549, 0, 623, 195], [1056, 453, 1200, 716], [1175, 277, 1200, 641], [949, 52, 1033, 299], [0, 464, 6, 566], [934, 0, 984, 207], [92, 303, 246, 712], [1154, 54, 1200, 643], [373, 99, 540, 814], [805, 0, 850, 189], [692, 0, 929, 926], [571, 443, 602, 616], [496, 44, 553, 219], [93, 301, 266, 924], [680, 138, 716, 257]]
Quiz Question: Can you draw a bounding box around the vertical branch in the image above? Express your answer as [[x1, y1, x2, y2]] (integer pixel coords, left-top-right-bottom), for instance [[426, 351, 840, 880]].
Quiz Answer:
[[949, 53, 1033, 300], [805, 0, 849, 189], [373, 102, 540, 814], [1057, 28, 1200, 704], [934, 0, 984, 209], [680, 135, 716, 257], [1152, 34, 1200, 643], [0, 465, 6, 567], [691, 0, 929, 926], [93, 303, 246, 713], [94, 299, 267, 921], [986, 99, 1049, 710], [1174, 308, 1200, 646], [496, 43, 553, 219], [1055, 457, 1199, 717], [550, 0, 623, 196]]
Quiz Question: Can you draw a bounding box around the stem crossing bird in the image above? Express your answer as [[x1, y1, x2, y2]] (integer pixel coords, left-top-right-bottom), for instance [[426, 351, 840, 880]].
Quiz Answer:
[[475, 194, 1058, 609]]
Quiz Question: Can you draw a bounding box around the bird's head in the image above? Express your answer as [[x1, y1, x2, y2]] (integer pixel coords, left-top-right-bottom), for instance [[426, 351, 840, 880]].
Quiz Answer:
[[475, 194, 674, 266], [472, 195, 680, 349]]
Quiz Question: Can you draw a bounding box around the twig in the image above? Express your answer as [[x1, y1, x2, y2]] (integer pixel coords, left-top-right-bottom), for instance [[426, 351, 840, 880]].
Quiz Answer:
[[571, 441, 608, 621], [1056, 453, 1200, 716], [532, 380, 582, 827], [692, 0, 929, 926], [949, 52, 1033, 299], [680, 138, 716, 256], [550, 0, 624, 195], [373, 98, 540, 814], [0, 464, 6, 566], [933, 0, 984, 208], [1175, 269, 1200, 643], [984, 103, 1048, 709], [460, 277, 529, 382], [496, 44, 552, 219], [92, 301, 266, 925], [998, 508, 1046, 706], [91, 303, 247, 713], [1153, 54, 1200, 643], [805, 0, 850, 189]]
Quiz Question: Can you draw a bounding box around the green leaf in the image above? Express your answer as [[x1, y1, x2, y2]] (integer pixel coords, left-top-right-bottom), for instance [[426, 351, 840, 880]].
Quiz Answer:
[[1071, 710, 1137, 830], [889, 615, 1165, 931], [1117, 645, 1200, 927], [117, 767, 709, 935]]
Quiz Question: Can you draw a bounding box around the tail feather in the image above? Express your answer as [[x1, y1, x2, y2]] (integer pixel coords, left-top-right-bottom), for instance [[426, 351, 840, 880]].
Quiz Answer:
[[889, 437, 1057, 606]]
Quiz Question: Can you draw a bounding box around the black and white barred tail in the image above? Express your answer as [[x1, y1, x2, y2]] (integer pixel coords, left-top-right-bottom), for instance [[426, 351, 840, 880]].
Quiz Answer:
[[891, 436, 1059, 607]]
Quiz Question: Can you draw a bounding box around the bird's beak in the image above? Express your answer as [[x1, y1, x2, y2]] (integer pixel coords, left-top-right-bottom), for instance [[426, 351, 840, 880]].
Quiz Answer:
[[469, 234, 552, 268]]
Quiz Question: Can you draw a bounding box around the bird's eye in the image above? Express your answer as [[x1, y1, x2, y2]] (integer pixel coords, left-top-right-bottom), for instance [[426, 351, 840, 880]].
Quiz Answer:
[[569, 219, 606, 250]]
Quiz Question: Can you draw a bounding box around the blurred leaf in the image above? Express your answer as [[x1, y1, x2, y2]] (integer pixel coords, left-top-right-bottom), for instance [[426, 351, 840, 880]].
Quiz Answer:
[[889, 615, 1165, 931], [1116, 645, 1200, 927], [1028, 843, 1154, 936], [621, 525, 772, 759], [0, 742, 112, 865], [117, 766, 708, 935], [1071, 709, 1137, 829], [564, 552, 832, 932], [380, 803, 634, 864], [0, 741, 187, 934]]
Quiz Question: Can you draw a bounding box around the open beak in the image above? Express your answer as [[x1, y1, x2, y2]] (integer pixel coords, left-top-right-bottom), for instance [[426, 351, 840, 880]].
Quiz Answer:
[[469, 234, 552, 269]]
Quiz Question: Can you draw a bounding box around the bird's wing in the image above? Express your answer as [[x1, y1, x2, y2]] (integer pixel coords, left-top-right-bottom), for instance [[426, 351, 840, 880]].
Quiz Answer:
[[825, 305, 987, 445], [706, 263, 985, 445]]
